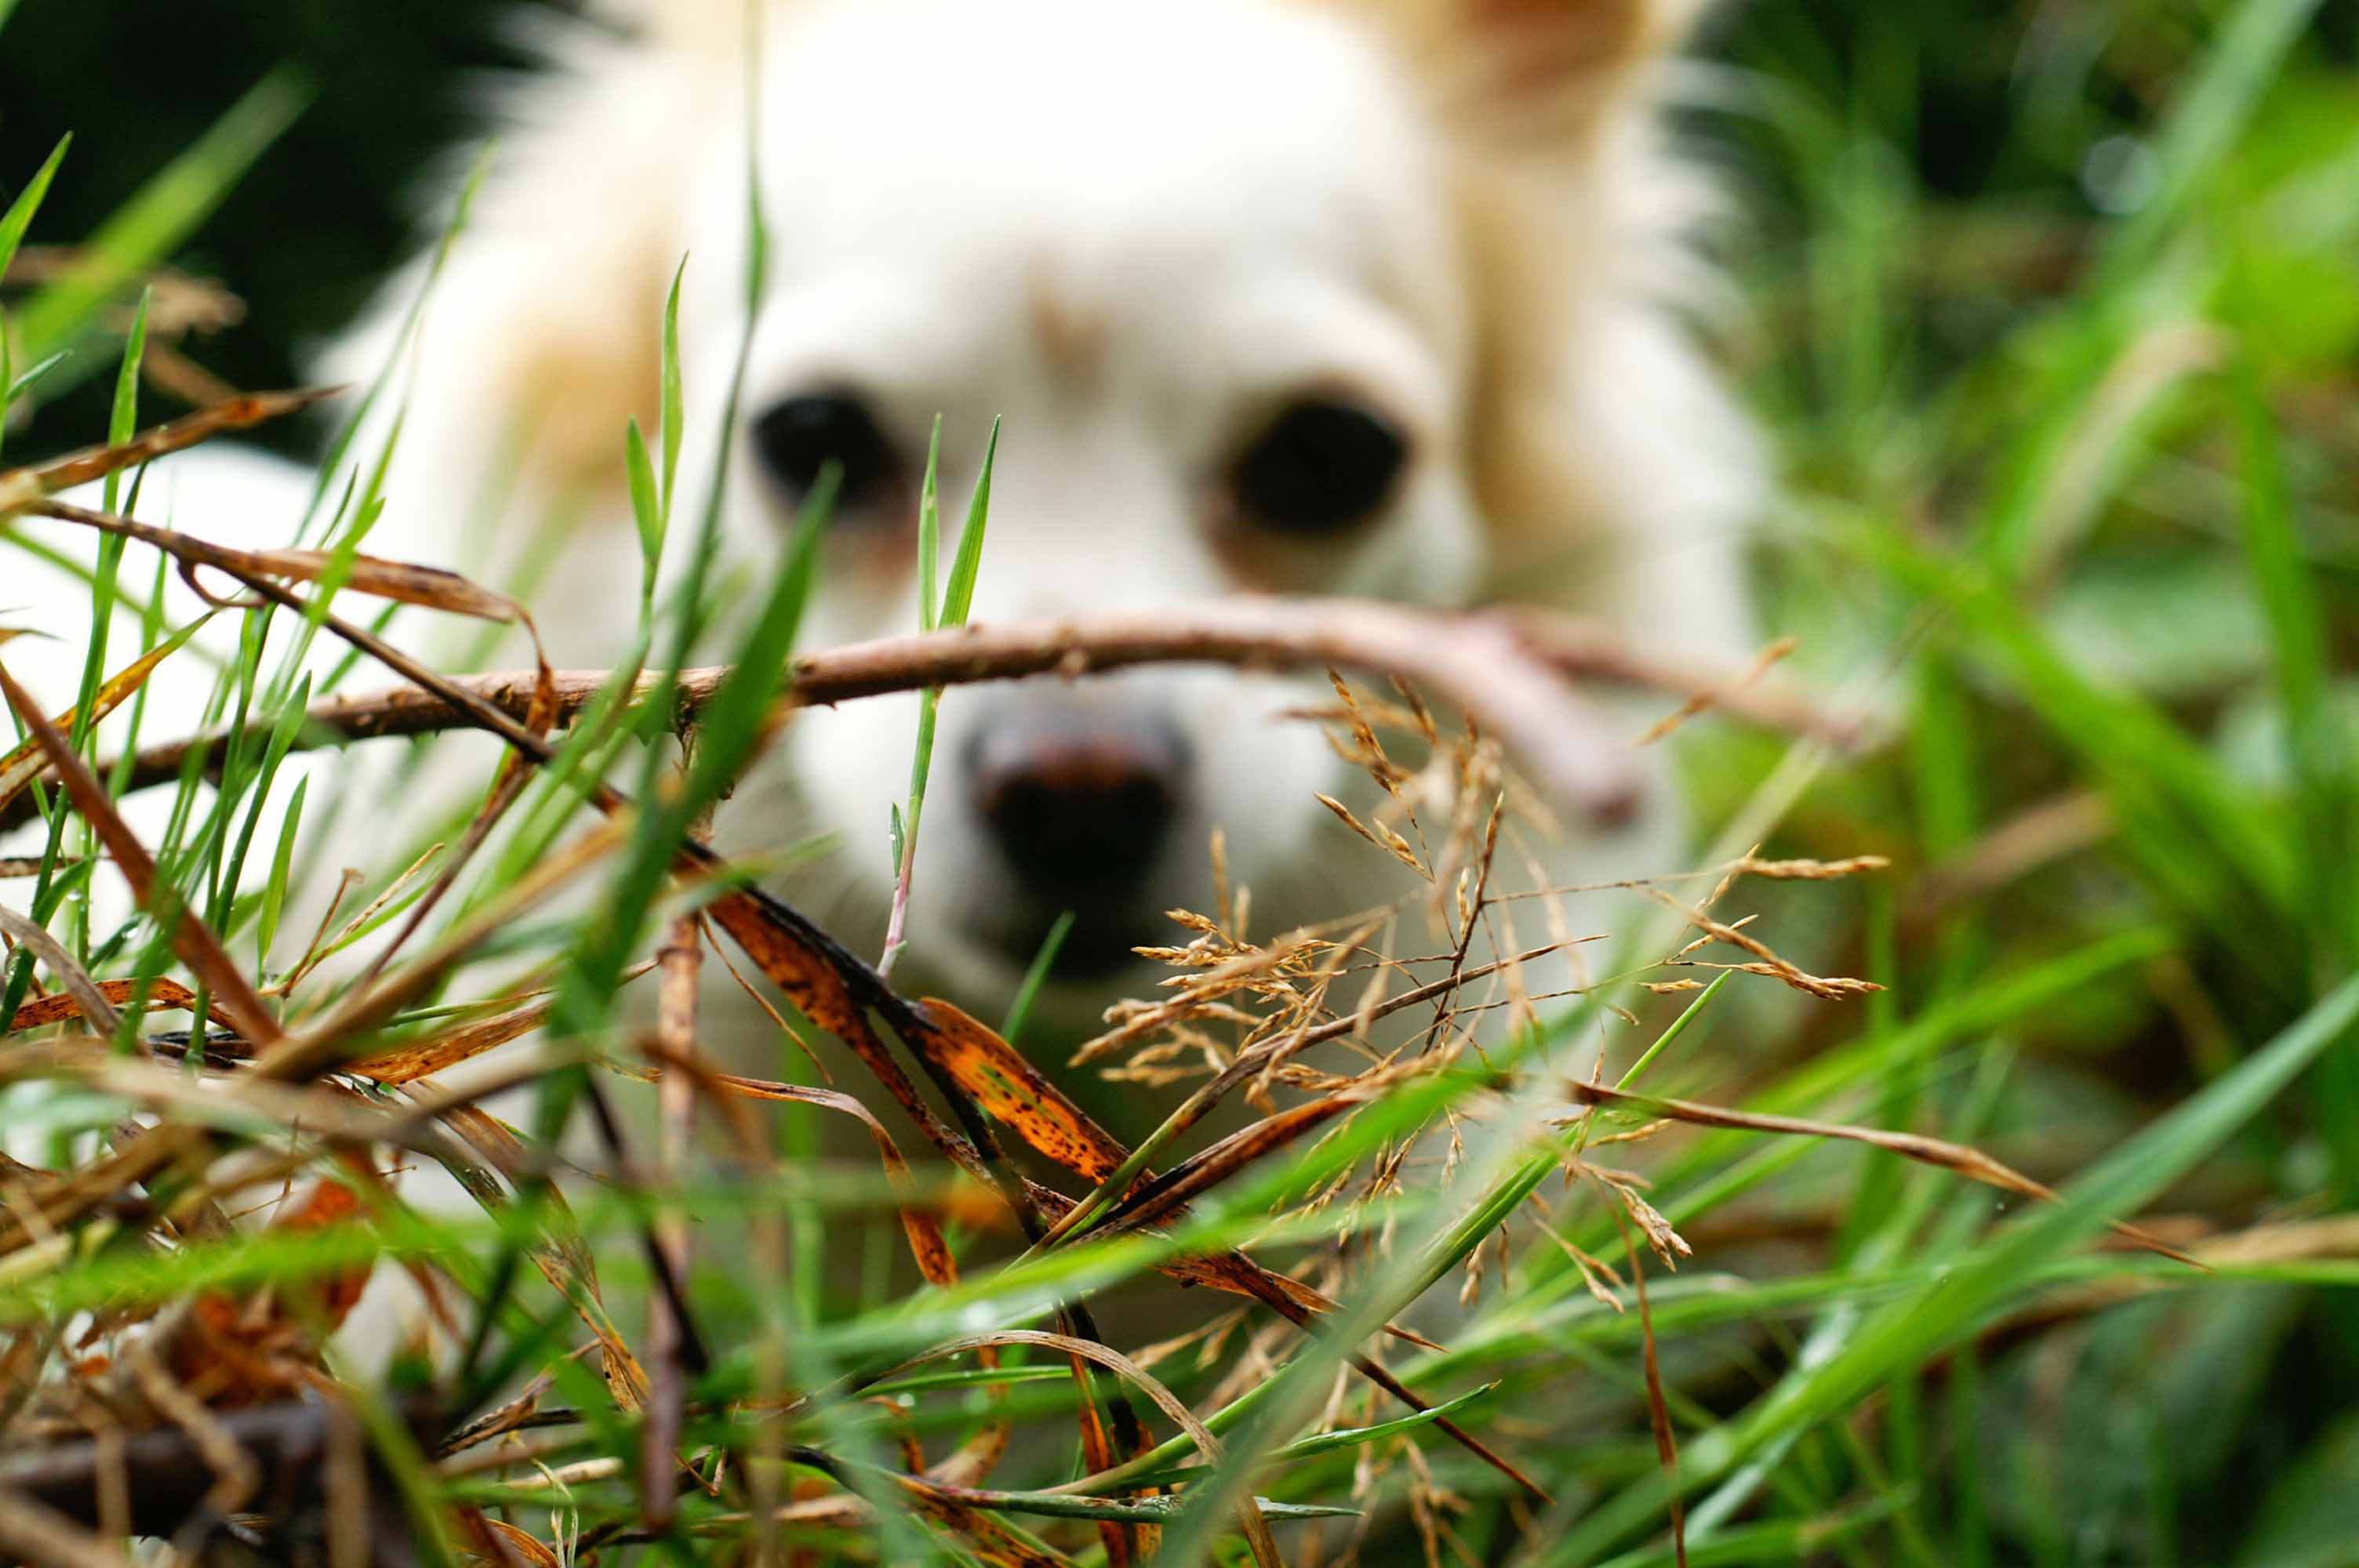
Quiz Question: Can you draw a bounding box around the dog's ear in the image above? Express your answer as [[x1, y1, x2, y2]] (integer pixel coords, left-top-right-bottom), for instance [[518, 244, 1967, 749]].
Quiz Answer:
[[320, 38, 702, 557], [1463, 0, 1682, 90], [1371, 0, 1703, 142], [1399, 0, 1760, 640]]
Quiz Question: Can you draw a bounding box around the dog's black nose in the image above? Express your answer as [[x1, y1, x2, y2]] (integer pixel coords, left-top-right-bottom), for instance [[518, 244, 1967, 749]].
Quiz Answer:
[[969, 710, 1187, 899]]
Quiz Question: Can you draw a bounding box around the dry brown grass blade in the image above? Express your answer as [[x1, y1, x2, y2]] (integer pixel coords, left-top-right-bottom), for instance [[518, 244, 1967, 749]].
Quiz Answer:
[[205, 546, 535, 626], [265, 821, 625, 1088], [1493, 606, 1867, 748], [1561, 1080, 2200, 1265], [0, 1115, 209, 1258], [1098, 1082, 1393, 1240], [693, 878, 1142, 1530], [700, 892, 994, 1187], [729, 1450, 1079, 1568], [907, 1000, 1531, 1500], [437, 1106, 653, 1412], [344, 999, 552, 1086], [354, 668, 558, 993], [0, 619, 210, 818], [911, 998, 1133, 1185], [745, 982, 1409, 1518], [1640, 887, 1884, 1002], [645, 1064, 968, 1293], [0, 1039, 499, 1156], [0, 906, 121, 1039], [1633, 634, 1799, 749], [0, 1484, 129, 1568], [0, 659, 280, 1048], [0, 387, 334, 514], [1265, 1300, 1549, 1506], [2, 248, 242, 336], [4, 978, 236, 1038], [1018, 1179, 1441, 1353], [32, 500, 553, 686], [453, 1509, 562, 1568], [1608, 1202, 1686, 1568], [0, 811, 591, 1252], [116, 1345, 262, 1531], [637, 920, 758, 1530], [856, 1329, 1281, 1568], [168, 1177, 374, 1408], [1911, 791, 2113, 917], [864, 1475, 1076, 1568]]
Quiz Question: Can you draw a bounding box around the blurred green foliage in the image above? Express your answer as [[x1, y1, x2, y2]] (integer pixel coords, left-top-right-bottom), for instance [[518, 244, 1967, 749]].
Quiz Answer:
[[8, 2, 2359, 1563], [0, 0, 557, 451]]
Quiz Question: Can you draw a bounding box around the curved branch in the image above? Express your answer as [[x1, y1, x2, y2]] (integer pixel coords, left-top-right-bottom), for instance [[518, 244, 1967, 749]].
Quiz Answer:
[[7, 599, 1861, 835]]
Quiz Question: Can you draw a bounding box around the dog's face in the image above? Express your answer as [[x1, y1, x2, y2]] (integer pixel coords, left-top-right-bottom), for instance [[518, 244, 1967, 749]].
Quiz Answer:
[[621, 0, 1739, 1025], [695, 0, 1478, 1014]]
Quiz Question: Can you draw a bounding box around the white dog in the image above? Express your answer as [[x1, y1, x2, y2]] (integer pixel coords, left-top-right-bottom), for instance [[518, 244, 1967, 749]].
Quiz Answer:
[[9, 0, 1761, 1050], [316, 0, 1764, 1035]]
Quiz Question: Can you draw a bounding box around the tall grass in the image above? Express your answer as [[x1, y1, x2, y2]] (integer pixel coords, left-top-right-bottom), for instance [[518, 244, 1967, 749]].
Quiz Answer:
[[0, 1, 2355, 1564]]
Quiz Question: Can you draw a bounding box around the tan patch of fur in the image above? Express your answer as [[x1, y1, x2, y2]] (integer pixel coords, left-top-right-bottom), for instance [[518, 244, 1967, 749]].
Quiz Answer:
[[1027, 262, 1111, 383], [1453, 165, 1583, 583], [1337, 0, 1739, 610], [1330, 0, 1688, 145], [510, 288, 665, 488]]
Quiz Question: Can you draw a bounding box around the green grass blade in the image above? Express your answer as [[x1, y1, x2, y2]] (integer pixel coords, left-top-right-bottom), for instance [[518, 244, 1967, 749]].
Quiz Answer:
[[2234, 361, 2356, 969], [917, 416, 942, 636], [300, 144, 490, 546], [1613, 970, 1732, 1091], [2233, 360, 2359, 1194], [660, 256, 686, 516], [1542, 972, 2359, 1565], [3, 349, 68, 407], [2095, 0, 2327, 285], [1001, 909, 1074, 1049], [556, 471, 833, 1033], [257, 772, 308, 968], [0, 135, 68, 287], [625, 416, 662, 604], [100, 289, 151, 514], [940, 418, 998, 629]]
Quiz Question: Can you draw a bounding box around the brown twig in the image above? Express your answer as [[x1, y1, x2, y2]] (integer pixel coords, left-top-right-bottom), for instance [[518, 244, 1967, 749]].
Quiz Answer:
[[0, 1397, 441, 1550], [642, 913, 702, 1534], [0, 388, 333, 514], [9, 599, 1864, 834], [1559, 1079, 2200, 1265], [0, 661, 280, 1046]]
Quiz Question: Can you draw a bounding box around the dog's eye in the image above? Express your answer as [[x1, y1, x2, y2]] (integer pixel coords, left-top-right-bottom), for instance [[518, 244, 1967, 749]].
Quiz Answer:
[[1230, 397, 1407, 537], [751, 392, 902, 511]]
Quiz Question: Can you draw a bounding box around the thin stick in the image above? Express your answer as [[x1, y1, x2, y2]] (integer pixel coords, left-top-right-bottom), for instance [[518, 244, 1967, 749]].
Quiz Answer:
[[17, 598, 1865, 834]]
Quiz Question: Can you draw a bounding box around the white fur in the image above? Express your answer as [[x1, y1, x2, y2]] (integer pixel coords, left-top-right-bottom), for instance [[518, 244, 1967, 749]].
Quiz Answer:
[[339, 0, 1757, 1027], [9, 0, 1764, 1043]]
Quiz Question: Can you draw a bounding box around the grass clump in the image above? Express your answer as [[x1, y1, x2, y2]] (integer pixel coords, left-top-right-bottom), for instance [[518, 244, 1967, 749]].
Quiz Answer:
[[2, 2, 2358, 1565]]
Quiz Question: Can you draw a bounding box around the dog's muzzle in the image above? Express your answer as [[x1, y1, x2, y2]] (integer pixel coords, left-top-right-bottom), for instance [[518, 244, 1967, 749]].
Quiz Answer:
[[962, 700, 1190, 975]]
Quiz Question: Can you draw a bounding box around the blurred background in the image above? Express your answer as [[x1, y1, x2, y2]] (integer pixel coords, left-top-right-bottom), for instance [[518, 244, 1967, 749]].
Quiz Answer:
[[8, 1, 2359, 1563], [3, 1, 2353, 456]]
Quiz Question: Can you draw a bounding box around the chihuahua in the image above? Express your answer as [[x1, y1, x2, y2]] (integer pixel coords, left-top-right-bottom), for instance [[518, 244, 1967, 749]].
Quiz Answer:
[[314, 0, 1764, 1040]]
